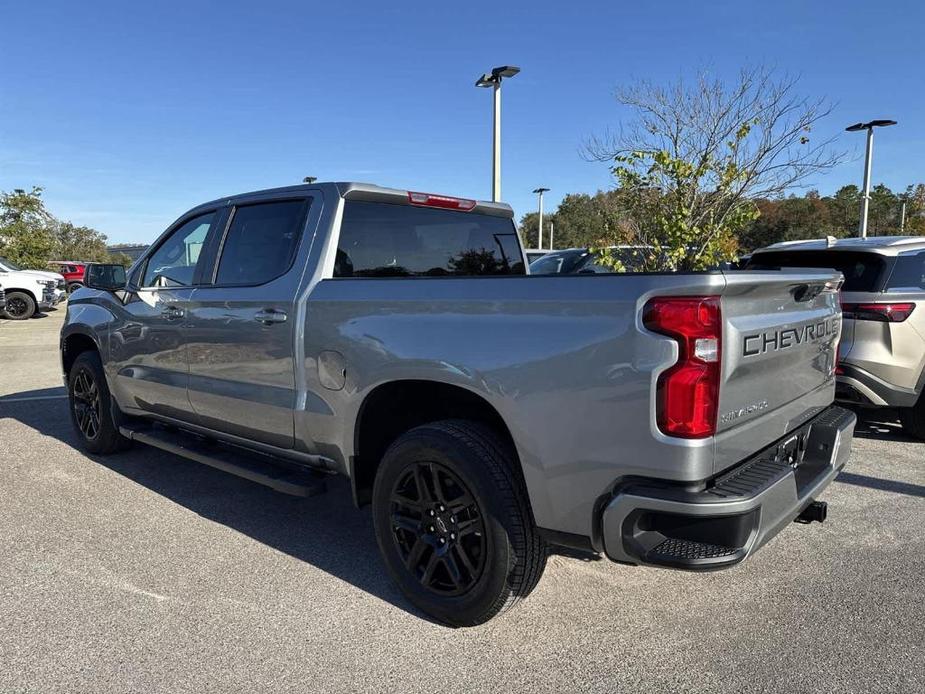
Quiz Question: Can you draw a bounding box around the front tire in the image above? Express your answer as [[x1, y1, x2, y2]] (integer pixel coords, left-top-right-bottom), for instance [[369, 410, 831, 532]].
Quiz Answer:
[[68, 351, 131, 454], [3, 291, 36, 320], [372, 419, 546, 627]]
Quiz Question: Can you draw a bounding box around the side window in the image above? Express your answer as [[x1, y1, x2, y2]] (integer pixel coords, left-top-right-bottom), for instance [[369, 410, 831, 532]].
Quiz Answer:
[[887, 252, 925, 290], [214, 200, 309, 285], [142, 212, 215, 288]]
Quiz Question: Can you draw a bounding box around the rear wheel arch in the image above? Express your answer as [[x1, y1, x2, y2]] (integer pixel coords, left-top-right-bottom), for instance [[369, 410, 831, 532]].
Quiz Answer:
[[351, 379, 523, 508]]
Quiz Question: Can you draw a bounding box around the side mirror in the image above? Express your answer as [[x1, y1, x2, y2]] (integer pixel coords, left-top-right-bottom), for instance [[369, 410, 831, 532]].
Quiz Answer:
[[85, 263, 127, 291]]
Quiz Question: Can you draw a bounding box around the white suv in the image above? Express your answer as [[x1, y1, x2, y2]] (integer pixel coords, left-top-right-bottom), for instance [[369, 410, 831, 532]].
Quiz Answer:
[[0, 257, 64, 320]]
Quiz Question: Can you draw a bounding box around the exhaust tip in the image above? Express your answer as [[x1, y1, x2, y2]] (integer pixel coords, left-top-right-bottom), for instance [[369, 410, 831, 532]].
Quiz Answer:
[[795, 500, 827, 524]]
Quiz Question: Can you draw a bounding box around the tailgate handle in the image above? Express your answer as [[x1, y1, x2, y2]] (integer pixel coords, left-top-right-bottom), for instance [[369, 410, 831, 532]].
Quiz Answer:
[[792, 283, 825, 302]]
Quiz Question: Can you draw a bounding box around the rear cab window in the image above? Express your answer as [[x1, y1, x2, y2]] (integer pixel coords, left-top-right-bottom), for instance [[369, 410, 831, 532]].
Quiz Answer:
[[334, 201, 524, 277], [745, 250, 889, 292]]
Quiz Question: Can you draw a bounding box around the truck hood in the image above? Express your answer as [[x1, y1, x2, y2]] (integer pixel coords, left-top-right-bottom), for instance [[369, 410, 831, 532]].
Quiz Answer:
[[2, 269, 63, 282]]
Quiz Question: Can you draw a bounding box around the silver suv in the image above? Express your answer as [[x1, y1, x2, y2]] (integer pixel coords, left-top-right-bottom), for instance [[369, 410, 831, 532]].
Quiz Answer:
[[748, 236, 925, 439]]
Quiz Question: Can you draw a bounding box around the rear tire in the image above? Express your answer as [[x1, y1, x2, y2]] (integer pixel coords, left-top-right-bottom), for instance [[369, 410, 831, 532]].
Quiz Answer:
[[3, 291, 36, 320], [67, 282, 83, 294], [899, 396, 925, 440], [68, 351, 131, 454], [371, 419, 546, 627]]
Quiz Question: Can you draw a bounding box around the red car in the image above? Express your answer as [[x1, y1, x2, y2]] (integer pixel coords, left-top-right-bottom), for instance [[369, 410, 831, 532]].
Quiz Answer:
[[47, 261, 87, 293]]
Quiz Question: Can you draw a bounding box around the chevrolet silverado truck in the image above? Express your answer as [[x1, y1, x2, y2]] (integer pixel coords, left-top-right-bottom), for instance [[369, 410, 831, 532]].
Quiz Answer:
[[61, 182, 855, 626], [0, 259, 60, 320]]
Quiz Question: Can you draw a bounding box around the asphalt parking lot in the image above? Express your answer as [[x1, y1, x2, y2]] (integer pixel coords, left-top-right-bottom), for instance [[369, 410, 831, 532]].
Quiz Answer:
[[1, 308, 923, 693]]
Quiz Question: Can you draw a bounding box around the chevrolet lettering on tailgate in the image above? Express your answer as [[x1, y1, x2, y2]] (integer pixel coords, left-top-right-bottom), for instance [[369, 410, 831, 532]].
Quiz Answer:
[[743, 316, 840, 357]]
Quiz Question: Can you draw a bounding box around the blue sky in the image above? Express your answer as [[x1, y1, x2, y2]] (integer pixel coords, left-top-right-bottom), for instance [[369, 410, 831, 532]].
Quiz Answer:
[[1, 0, 922, 243]]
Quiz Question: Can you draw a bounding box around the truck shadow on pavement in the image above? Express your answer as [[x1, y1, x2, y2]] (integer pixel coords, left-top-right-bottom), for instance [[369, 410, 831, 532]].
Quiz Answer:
[[0, 391, 440, 623], [849, 407, 917, 443]]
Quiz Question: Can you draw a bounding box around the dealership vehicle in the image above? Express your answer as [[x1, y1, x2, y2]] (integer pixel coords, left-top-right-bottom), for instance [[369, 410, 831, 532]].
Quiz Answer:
[[0, 262, 59, 319], [523, 248, 549, 264], [748, 236, 925, 439], [528, 246, 651, 274], [62, 182, 854, 626], [0, 284, 6, 313], [0, 256, 66, 309], [47, 260, 88, 293]]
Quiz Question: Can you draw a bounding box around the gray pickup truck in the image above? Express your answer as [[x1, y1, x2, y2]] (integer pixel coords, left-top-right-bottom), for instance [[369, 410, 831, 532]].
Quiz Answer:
[[62, 182, 855, 626]]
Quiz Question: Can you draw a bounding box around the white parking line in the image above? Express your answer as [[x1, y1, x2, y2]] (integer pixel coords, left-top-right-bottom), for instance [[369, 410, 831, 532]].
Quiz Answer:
[[0, 394, 68, 403]]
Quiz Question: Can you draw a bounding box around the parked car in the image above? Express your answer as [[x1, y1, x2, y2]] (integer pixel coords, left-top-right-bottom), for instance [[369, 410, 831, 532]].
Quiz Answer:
[[529, 246, 651, 274], [0, 284, 6, 313], [0, 256, 67, 308], [523, 248, 549, 264], [62, 182, 854, 626], [47, 261, 88, 293], [747, 235, 925, 439], [0, 260, 60, 319]]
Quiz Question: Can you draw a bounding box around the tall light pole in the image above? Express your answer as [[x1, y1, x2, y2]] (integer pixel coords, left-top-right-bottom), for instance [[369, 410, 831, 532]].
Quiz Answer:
[[846, 119, 897, 238], [533, 187, 549, 249], [476, 65, 520, 202], [900, 196, 907, 233]]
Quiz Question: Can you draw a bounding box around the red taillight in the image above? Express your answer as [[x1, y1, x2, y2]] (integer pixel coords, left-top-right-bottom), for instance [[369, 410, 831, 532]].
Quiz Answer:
[[408, 191, 477, 211], [643, 296, 722, 438], [841, 302, 915, 322]]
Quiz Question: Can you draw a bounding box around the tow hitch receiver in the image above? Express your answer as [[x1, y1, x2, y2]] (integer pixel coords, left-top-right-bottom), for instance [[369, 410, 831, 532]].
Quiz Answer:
[[795, 500, 827, 524]]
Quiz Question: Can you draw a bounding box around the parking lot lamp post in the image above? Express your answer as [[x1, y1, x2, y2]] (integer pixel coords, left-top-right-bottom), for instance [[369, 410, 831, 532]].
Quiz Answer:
[[476, 66, 520, 202], [533, 187, 550, 249], [846, 119, 897, 238]]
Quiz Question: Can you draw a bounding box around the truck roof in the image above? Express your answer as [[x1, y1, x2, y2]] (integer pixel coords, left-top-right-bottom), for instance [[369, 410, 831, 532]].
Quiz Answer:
[[188, 182, 514, 219], [757, 235, 925, 256]]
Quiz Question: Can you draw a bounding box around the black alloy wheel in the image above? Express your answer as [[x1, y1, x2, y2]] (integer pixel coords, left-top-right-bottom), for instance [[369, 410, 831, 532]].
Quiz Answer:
[[71, 367, 101, 441], [4, 293, 33, 319], [389, 461, 486, 596]]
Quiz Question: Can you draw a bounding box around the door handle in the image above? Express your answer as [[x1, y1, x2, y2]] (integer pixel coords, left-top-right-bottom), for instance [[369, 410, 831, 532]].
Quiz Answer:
[[161, 306, 184, 319], [254, 309, 287, 324]]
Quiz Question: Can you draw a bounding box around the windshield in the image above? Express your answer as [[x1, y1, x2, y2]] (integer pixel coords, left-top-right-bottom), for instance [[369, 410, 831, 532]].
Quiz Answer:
[[0, 256, 23, 271], [746, 250, 888, 292]]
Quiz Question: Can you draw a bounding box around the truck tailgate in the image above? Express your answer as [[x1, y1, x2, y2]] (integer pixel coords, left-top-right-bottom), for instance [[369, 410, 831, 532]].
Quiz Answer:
[[714, 269, 842, 471]]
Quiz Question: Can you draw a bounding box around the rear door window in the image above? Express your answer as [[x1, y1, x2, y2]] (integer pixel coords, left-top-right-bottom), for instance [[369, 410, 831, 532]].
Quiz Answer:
[[215, 200, 309, 285], [886, 252, 925, 290], [335, 201, 524, 277], [746, 250, 888, 292]]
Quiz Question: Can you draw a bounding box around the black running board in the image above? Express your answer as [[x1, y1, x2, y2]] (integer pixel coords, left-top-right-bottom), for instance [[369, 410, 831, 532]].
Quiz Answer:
[[119, 424, 327, 497]]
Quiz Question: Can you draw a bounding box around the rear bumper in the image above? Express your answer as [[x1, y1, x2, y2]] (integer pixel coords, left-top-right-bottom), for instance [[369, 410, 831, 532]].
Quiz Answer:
[[836, 363, 919, 408], [601, 405, 856, 569]]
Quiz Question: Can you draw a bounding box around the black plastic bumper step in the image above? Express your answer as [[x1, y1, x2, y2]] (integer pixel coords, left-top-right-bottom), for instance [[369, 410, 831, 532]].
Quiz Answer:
[[649, 538, 740, 561], [119, 424, 327, 497]]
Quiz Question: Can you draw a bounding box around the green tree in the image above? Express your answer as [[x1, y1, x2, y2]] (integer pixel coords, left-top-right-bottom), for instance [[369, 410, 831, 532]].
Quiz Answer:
[[107, 251, 134, 267], [0, 187, 56, 267], [519, 190, 637, 250], [585, 67, 844, 270], [54, 221, 112, 262]]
